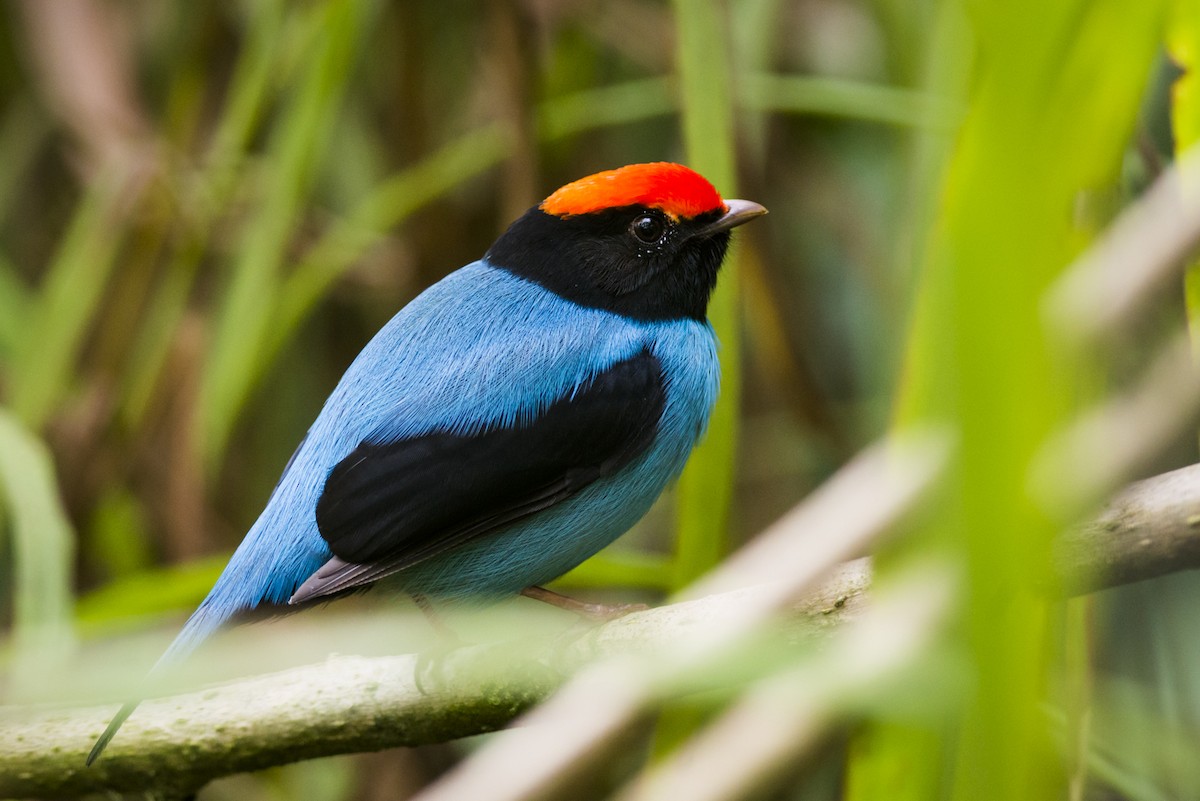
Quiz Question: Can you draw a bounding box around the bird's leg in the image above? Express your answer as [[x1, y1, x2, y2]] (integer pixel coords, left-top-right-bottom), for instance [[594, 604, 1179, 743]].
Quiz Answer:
[[412, 593, 459, 642], [411, 593, 460, 695], [520, 585, 648, 621]]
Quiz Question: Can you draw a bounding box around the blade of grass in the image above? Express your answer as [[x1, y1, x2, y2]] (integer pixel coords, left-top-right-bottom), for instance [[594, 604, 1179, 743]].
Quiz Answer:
[[744, 73, 957, 130], [6, 177, 125, 428], [556, 551, 674, 591], [199, 0, 367, 468], [0, 408, 76, 700], [538, 77, 675, 138], [885, 2, 1165, 800], [205, 0, 287, 177], [1170, 3, 1200, 377], [671, 0, 740, 589], [119, 2, 289, 430], [75, 554, 228, 633], [0, 254, 30, 362], [654, 0, 745, 760]]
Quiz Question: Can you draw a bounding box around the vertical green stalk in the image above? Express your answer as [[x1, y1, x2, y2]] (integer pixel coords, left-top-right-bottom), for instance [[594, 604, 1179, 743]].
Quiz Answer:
[[1172, 4, 1200, 358], [7, 178, 124, 429], [881, 2, 1165, 799], [0, 409, 75, 701], [120, 0, 287, 429], [671, 0, 741, 589], [199, 0, 366, 469], [650, 0, 745, 758], [0, 255, 30, 363]]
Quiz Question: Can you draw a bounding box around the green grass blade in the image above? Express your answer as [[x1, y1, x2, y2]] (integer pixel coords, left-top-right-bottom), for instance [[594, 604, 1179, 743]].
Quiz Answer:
[[744, 73, 957, 129], [649, 0, 746, 761], [1171, 5, 1200, 367], [0, 408, 75, 699], [199, 0, 368, 467], [671, 0, 741, 589], [538, 77, 675, 139], [556, 551, 674, 591], [0, 254, 30, 363], [75, 554, 228, 633], [206, 0, 286, 171], [6, 179, 125, 428], [119, 2, 289, 430], [883, 2, 1166, 799]]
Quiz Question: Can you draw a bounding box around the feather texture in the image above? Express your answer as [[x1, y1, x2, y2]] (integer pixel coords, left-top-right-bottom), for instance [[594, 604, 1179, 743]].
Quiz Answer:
[[292, 350, 666, 602]]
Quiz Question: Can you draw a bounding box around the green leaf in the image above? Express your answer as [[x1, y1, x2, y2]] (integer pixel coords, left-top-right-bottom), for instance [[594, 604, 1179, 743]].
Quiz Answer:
[[0, 408, 75, 699], [6, 179, 125, 429]]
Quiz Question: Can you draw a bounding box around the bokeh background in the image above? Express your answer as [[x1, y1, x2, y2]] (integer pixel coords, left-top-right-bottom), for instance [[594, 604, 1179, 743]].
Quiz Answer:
[[1, 1, 1197, 800]]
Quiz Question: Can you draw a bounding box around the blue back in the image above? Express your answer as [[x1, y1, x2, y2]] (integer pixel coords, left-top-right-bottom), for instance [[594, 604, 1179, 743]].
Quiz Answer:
[[165, 261, 719, 661]]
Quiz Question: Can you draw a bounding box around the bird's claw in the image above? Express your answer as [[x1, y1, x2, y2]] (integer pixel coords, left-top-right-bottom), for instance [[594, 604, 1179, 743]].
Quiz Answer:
[[414, 646, 450, 696]]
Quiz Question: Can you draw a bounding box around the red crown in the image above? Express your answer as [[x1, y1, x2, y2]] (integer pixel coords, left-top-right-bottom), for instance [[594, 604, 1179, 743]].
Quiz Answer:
[[541, 162, 726, 220]]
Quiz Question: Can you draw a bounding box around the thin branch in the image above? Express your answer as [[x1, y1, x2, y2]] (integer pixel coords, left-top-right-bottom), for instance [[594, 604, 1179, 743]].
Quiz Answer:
[[1031, 332, 1200, 518], [1056, 462, 1200, 595]]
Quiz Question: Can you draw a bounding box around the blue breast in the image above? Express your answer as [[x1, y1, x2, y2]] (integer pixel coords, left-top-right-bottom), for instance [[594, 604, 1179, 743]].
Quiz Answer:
[[173, 261, 719, 654]]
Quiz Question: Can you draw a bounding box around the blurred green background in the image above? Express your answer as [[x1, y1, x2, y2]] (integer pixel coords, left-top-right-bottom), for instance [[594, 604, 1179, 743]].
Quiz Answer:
[[0, 0, 1197, 799]]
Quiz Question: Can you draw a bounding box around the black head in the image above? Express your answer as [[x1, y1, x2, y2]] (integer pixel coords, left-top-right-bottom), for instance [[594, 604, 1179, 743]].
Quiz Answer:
[[484, 163, 767, 322]]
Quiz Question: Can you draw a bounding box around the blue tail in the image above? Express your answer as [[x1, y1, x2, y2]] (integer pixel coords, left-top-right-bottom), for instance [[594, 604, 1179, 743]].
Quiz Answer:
[[85, 598, 234, 765], [87, 460, 333, 764]]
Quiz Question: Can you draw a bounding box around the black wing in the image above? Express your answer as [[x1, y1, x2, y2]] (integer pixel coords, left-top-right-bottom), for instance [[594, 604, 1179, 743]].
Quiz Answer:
[[289, 350, 664, 604]]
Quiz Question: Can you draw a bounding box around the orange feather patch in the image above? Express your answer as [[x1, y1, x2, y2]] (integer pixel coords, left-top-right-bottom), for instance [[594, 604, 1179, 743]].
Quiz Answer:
[[540, 162, 726, 220]]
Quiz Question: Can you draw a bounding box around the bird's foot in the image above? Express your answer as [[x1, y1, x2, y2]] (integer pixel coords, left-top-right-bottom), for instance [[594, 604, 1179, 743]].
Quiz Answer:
[[520, 585, 648, 622], [411, 594, 464, 695], [413, 639, 459, 696]]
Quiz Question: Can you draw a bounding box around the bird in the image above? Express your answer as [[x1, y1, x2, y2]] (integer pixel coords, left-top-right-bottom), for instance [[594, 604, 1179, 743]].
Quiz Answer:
[[87, 161, 766, 764]]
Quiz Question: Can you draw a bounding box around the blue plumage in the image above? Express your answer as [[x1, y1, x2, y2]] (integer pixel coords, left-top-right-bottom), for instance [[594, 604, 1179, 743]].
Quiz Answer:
[[167, 261, 719, 663]]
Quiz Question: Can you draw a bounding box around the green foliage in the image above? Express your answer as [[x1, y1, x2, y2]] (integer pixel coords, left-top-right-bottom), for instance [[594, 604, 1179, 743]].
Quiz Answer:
[[874, 2, 1168, 799]]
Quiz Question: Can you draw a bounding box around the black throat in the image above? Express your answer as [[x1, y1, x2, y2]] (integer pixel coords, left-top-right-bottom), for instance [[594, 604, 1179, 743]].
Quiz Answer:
[[485, 206, 730, 322]]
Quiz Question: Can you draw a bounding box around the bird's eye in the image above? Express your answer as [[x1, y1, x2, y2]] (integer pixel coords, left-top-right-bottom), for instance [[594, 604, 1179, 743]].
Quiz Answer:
[[630, 213, 666, 245]]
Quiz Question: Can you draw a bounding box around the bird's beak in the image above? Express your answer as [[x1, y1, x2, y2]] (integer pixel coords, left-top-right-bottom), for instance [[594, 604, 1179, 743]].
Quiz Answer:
[[695, 199, 768, 238]]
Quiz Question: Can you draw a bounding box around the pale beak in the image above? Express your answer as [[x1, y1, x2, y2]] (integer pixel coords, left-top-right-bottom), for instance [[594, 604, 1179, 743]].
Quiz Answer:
[[696, 199, 768, 237]]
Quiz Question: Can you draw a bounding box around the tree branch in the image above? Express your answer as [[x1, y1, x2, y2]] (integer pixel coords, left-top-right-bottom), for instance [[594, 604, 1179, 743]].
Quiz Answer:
[[0, 568, 871, 799], [1055, 462, 1200, 594]]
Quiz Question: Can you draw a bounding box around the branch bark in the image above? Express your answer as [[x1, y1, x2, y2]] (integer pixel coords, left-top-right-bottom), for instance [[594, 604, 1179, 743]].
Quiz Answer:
[[1055, 462, 1200, 594]]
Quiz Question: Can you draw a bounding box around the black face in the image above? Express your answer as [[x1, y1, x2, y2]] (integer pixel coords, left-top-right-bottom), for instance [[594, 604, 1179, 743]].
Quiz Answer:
[[485, 204, 731, 321]]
